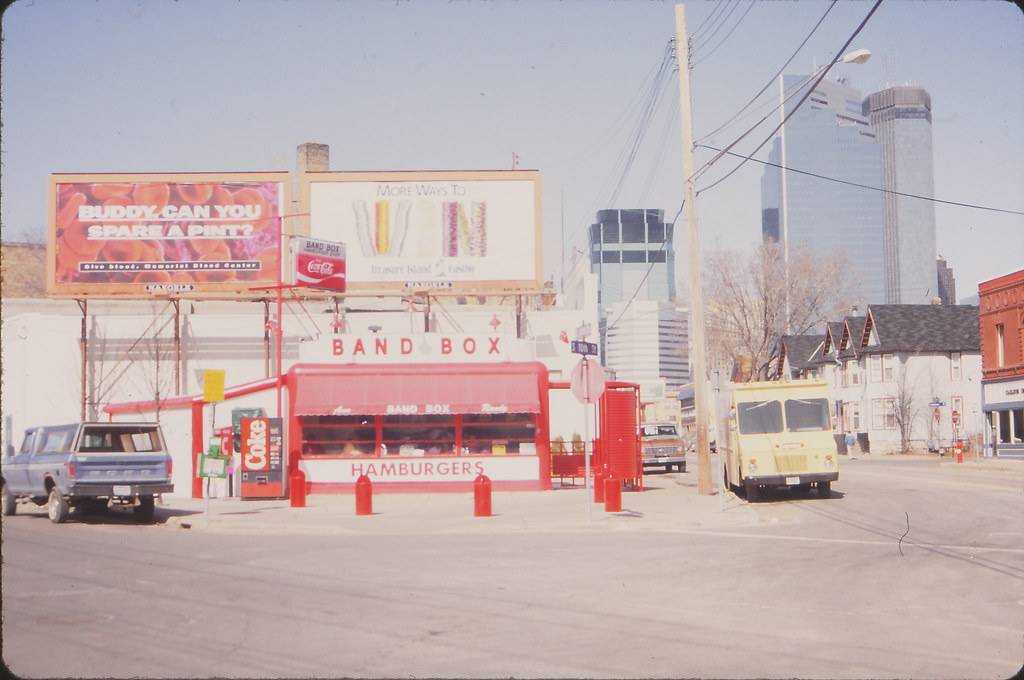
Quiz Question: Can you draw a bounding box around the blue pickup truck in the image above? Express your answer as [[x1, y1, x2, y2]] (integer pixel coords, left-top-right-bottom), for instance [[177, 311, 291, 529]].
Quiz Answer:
[[1, 422, 174, 523]]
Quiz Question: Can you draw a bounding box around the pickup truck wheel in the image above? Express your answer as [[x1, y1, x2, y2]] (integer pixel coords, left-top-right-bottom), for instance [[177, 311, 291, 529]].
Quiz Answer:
[[133, 495, 155, 523], [2, 482, 17, 516], [47, 488, 69, 523]]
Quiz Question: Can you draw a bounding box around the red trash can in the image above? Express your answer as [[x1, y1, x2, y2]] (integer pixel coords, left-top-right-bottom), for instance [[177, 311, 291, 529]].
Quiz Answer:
[[355, 474, 373, 515], [604, 475, 622, 513], [474, 474, 492, 517], [289, 469, 306, 508], [593, 468, 606, 503]]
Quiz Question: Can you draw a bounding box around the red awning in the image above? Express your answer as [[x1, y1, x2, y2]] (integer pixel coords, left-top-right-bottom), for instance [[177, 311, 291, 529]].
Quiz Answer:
[[289, 362, 546, 416]]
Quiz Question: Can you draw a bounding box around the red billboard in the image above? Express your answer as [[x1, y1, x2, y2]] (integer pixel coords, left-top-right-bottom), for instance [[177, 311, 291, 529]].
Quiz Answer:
[[48, 173, 290, 298]]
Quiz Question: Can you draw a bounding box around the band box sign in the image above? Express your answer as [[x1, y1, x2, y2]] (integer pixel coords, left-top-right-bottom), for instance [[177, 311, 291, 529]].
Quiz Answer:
[[47, 173, 290, 298], [302, 170, 542, 292], [293, 237, 345, 292]]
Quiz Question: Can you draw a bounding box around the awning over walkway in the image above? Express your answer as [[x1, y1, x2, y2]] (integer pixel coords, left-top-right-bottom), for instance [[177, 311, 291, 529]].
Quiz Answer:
[[288, 362, 548, 416]]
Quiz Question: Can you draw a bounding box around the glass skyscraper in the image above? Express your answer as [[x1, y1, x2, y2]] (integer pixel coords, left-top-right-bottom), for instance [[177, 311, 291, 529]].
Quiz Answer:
[[589, 208, 675, 306], [863, 86, 938, 304], [761, 75, 886, 305], [589, 208, 689, 392]]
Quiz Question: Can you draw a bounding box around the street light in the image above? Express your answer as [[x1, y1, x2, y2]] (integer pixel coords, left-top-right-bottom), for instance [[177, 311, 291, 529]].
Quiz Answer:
[[778, 49, 871, 333]]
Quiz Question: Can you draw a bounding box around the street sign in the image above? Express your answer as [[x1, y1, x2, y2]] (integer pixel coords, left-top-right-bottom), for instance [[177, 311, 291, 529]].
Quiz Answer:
[[928, 401, 945, 408], [952, 410, 960, 425], [570, 340, 598, 356]]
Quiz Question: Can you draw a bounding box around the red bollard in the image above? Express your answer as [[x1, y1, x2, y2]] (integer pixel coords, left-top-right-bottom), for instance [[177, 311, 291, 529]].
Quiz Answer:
[[474, 474, 492, 517], [289, 469, 306, 508], [355, 474, 373, 515], [593, 468, 606, 503], [956, 441, 963, 464], [604, 475, 622, 513]]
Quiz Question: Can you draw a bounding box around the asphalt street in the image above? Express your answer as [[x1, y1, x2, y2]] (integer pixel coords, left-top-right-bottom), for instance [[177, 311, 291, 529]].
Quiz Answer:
[[2, 454, 1022, 679]]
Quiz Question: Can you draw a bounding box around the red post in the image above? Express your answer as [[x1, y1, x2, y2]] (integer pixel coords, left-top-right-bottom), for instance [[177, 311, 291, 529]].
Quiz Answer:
[[355, 474, 373, 515], [474, 474, 492, 517], [604, 475, 622, 513], [956, 441, 963, 464], [289, 469, 306, 508]]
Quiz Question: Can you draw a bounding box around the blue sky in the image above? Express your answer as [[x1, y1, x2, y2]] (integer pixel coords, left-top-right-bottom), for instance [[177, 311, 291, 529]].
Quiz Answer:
[[2, 0, 1022, 300]]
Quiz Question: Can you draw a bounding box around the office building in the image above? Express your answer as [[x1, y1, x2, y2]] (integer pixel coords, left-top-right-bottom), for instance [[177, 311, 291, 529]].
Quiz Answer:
[[761, 75, 886, 304], [589, 209, 675, 307], [602, 300, 690, 392], [863, 86, 938, 304], [589, 208, 688, 393]]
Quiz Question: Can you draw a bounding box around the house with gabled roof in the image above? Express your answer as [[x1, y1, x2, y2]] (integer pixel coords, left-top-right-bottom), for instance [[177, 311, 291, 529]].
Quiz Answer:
[[847, 304, 980, 454], [775, 334, 825, 380]]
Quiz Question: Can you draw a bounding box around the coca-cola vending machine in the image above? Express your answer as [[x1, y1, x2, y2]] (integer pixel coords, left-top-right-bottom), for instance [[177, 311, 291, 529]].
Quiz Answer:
[[240, 417, 284, 499]]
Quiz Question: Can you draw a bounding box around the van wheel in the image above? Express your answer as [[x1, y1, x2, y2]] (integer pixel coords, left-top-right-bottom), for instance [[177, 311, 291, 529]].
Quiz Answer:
[[818, 481, 832, 499], [745, 481, 760, 503], [2, 482, 16, 516], [47, 488, 69, 523], [133, 495, 155, 523]]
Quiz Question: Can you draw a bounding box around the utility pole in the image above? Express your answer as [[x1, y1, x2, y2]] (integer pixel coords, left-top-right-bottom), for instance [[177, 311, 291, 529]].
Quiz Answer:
[[675, 4, 712, 495]]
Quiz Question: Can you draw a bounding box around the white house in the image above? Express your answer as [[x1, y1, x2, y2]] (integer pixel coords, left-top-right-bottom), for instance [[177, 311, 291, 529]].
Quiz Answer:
[[777, 304, 981, 455]]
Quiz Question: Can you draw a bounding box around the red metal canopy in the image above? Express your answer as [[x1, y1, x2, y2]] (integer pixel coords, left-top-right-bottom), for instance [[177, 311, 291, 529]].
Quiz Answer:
[[288, 362, 548, 416]]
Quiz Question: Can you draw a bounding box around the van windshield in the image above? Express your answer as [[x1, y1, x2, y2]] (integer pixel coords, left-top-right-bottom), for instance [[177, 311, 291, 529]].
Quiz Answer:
[[737, 400, 784, 434], [642, 425, 678, 437], [784, 398, 831, 432]]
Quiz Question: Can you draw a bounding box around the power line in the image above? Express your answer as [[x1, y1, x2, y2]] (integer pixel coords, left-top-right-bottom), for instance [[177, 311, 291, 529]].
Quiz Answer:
[[694, 0, 839, 146], [691, 0, 758, 68], [695, 0, 884, 195], [697, 144, 1024, 216]]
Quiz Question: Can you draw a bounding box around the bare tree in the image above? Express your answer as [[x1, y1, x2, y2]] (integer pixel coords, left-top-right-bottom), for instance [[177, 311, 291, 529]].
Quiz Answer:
[[703, 240, 861, 381], [892, 356, 921, 453], [136, 305, 176, 422]]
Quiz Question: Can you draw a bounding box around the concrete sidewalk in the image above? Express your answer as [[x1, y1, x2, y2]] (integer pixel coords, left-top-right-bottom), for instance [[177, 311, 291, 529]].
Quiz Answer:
[[161, 474, 759, 536]]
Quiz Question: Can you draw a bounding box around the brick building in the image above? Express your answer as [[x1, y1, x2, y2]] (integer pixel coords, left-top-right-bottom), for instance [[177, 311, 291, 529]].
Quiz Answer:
[[979, 269, 1024, 458]]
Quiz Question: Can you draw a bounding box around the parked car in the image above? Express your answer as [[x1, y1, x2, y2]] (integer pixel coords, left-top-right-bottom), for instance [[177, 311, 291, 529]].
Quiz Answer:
[[641, 421, 687, 473], [1, 422, 173, 523]]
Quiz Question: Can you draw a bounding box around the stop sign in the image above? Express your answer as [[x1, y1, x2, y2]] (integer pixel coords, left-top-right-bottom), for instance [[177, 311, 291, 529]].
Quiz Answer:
[[952, 410, 960, 425]]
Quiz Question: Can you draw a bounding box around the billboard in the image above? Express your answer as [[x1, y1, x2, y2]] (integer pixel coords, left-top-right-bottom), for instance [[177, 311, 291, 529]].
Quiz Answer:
[[48, 173, 290, 298], [302, 171, 542, 292]]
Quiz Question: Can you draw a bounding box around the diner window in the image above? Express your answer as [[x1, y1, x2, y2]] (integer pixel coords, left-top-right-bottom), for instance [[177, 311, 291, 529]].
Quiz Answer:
[[950, 352, 962, 380], [461, 413, 537, 454], [300, 415, 375, 456], [381, 414, 455, 456], [872, 398, 896, 430]]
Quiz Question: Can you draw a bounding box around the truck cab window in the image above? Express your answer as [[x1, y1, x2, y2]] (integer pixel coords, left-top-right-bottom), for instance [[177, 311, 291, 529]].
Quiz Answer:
[[736, 400, 784, 435], [785, 398, 831, 432]]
